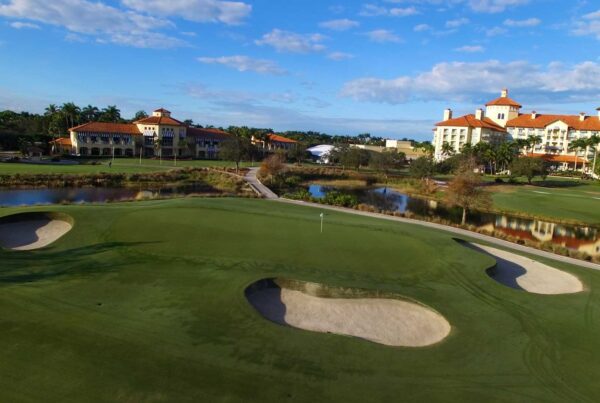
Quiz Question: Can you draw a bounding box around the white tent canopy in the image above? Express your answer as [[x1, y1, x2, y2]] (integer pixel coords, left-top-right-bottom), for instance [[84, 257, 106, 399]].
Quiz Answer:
[[307, 145, 335, 164]]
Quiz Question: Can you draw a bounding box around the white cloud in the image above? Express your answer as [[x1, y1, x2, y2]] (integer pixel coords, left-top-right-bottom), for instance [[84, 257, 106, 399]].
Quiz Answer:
[[485, 26, 507, 36], [573, 9, 600, 40], [9, 21, 39, 29], [414, 24, 431, 32], [446, 18, 469, 28], [197, 55, 287, 75], [359, 4, 418, 17], [328, 51, 355, 61], [0, 0, 186, 48], [121, 0, 251, 25], [468, 0, 529, 13], [340, 60, 600, 104], [319, 18, 360, 31], [455, 45, 484, 52], [255, 29, 326, 53], [503, 17, 541, 27], [364, 29, 403, 43]]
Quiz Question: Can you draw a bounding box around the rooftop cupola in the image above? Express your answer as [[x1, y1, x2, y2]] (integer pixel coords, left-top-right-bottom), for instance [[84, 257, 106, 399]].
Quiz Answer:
[[501, 88, 508, 98], [153, 108, 171, 118]]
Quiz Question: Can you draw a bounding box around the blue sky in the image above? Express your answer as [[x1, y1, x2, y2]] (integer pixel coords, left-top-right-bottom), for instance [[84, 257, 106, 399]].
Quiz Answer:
[[1, 0, 599, 140]]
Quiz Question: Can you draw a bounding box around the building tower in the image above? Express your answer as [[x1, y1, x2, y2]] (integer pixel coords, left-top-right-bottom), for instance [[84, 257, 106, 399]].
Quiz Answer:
[[485, 89, 521, 127]]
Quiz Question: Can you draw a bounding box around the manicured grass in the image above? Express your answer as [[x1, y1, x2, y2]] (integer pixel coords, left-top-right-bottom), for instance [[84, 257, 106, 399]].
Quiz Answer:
[[0, 159, 255, 175], [490, 179, 600, 225], [1, 198, 599, 402]]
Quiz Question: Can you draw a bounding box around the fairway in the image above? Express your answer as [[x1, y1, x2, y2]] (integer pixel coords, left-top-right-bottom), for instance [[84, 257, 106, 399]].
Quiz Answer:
[[0, 159, 253, 175], [1, 198, 599, 402], [491, 181, 600, 224]]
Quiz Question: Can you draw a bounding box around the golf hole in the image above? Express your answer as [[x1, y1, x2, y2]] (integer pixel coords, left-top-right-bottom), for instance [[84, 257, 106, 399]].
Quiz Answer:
[[246, 278, 451, 347]]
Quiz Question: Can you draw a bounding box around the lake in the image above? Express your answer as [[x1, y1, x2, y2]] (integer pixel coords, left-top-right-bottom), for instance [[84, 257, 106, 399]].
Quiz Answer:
[[0, 184, 218, 207], [308, 184, 600, 258]]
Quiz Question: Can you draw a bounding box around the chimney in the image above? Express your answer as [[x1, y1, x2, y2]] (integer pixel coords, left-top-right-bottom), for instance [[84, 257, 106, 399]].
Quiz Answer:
[[580, 112, 586, 122], [597, 107, 600, 119], [475, 108, 484, 120], [531, 111, 537, 119], [443, 108, 452, 121], [501, 88, 508, 98]]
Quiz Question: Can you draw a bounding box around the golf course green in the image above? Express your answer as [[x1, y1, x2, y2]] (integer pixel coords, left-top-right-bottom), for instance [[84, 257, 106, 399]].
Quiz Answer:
[[1, 198, 599, 402]]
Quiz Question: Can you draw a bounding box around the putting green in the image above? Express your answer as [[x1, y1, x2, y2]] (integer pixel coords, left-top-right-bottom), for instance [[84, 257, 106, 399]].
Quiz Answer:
[[0, 198, 599, 402]]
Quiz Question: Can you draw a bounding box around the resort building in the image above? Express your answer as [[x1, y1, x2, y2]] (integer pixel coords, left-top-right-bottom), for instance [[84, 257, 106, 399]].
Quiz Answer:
[[385, 140, 428, 160], [433, 89, 600, 170], [252, 133, 298, 151], [66, 108, 232, 159]]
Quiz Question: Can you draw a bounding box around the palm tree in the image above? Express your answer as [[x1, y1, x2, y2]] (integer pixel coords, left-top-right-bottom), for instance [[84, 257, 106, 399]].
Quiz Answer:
[[528, 135, 543, 154], [569, 138, 588, 172], [416, 142, 434, 157], [81, 105, 100, 123], [61, 102, 80, 129], [441, 142, 454, 157], [99, 105, 121, 123], [514, 138, 530, 155], [585, 134, 600, 177]]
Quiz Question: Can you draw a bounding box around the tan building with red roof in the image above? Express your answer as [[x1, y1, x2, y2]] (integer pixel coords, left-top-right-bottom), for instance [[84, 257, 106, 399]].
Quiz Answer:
[[433, 89, 600, 169], [68, 108, 232, 159], [251, 133, 297, 151]]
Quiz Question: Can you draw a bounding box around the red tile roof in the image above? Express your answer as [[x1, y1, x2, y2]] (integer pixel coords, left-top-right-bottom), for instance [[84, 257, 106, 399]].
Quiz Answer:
[[187, 127, 232, 140], [526, 153, 589, 164], [154, 108, 171, 113], [50, 137, 72, 146], [70, 122, 142, 135], [267, 133, 298, 143], [507, 114, 600, 131], [435, 114, 507, 132], [485, 96, 522, 108], [135, 115, 184, 126]]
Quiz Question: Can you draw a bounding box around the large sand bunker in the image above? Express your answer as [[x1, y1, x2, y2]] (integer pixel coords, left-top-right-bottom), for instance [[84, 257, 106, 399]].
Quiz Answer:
[[465, 243, 583, 295], [0, 212, 73, 251], [246, 279, 451, 347]]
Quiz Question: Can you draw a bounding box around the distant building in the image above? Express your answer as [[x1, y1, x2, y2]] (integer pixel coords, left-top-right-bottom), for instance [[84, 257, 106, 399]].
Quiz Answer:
[[65, 108, 232, 159], [50, 137, 73, 155], [251, 133, 298, 151], [385, 139, 427, 160], [433, 89, 600, 170]]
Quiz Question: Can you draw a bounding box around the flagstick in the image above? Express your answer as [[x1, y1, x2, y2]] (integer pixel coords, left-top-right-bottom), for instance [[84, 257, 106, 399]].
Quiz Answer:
[[320, 212, 324, 234]]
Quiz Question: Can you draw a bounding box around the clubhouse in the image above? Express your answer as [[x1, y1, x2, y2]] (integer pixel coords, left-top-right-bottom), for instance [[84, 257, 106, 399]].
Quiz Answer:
[[62, 108, 296, 159], [433, 89, 600, 170]]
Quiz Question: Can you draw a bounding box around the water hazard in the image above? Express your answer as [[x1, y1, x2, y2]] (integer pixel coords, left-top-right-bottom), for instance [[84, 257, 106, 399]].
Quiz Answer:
[[308, 184, 600, 258]]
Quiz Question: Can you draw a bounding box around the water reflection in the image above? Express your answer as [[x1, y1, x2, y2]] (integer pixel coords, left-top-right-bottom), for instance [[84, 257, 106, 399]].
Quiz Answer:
[[308, 184, 600, 257], [0, 184, 217, 207]]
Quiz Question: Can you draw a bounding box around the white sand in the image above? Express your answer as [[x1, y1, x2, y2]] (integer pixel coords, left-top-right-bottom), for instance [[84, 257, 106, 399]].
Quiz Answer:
[[248, 288, 451, 347], [0, 219, 72, 250], [473, 243, 584, 295]]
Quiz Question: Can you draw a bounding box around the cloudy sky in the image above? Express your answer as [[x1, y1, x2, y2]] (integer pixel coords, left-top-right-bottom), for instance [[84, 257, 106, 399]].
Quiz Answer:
[[1, 0, 600, 139]]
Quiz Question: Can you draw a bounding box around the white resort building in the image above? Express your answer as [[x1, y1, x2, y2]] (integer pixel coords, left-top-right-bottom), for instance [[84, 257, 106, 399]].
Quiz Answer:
[[433, 89, 600, 170]]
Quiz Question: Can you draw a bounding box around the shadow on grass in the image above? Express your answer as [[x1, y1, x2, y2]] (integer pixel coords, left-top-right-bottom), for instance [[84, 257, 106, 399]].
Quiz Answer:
[[454, 238, 526, 291], [0, 241, 158, 284]]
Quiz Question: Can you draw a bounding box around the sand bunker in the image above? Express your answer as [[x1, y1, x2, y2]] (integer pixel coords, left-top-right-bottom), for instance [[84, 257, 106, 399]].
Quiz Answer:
[[0, 212, 73, 251], [467, 243, 583, 295], [246, 279, 451, 347]]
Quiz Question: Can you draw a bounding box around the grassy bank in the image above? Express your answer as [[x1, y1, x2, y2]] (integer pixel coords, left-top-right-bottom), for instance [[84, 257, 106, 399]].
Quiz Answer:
[[0, 198, 599, 401]]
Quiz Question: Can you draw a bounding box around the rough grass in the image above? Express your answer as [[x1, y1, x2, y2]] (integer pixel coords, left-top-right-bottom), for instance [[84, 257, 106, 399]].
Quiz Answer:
[[0, 198, 599, 402]]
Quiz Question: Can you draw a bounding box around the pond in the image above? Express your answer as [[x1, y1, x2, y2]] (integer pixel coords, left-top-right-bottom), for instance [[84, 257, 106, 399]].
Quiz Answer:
[[0, 184, 218, 207], [308, 184, 600, 258]]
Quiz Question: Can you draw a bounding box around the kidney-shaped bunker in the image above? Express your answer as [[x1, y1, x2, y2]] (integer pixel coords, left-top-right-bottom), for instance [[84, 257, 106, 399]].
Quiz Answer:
[[246, 279, 451, 347], [0, 212, 73, 251]]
